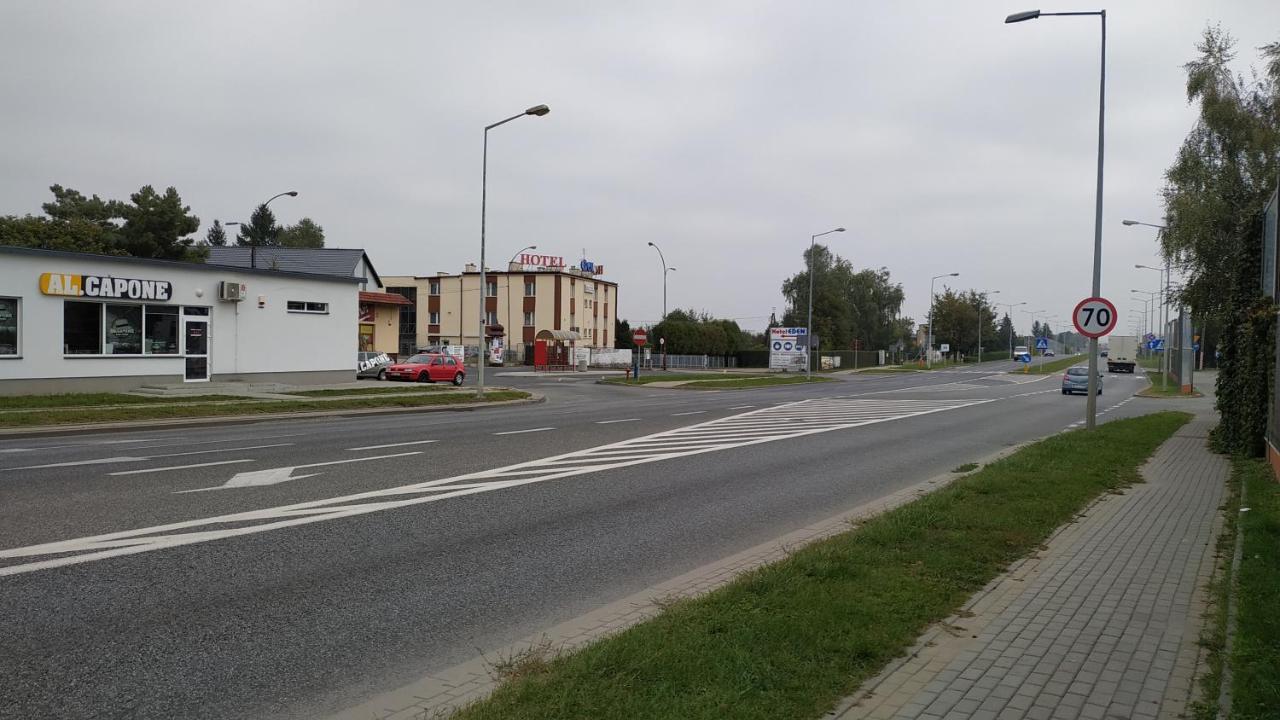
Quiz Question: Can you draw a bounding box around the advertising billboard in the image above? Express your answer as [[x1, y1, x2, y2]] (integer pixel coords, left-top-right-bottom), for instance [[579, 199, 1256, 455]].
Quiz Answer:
[[769, 327, 809, 371]]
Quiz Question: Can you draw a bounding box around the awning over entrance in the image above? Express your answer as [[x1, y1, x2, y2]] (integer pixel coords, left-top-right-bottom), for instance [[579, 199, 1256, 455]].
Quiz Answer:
[[358, 291, 413, 306], [535, 329, 581, 341]]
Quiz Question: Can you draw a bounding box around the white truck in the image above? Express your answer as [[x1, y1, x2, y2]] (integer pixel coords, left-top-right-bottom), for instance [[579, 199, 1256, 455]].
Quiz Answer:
[[1105, 335, 1138, 373]]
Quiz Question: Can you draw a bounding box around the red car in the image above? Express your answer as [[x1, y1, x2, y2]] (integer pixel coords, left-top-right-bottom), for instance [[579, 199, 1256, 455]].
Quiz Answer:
[[384, 353, 466, 385]]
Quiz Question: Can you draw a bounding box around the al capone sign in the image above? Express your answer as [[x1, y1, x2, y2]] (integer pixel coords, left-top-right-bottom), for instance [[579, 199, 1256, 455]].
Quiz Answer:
[[39, 273, 173, 301]]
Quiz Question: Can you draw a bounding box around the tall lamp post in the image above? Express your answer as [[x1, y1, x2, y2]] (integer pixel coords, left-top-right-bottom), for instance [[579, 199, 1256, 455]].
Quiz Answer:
[[1021, 308, 1046, 358], [477, 104, 550, 398], [507, 245, 536, 363], [807, 227, 846, 379], [976, 290, 1000, 363], [998, 301, 1027, 357], [1123, 219, 1172, 390], [245, 191, 298, 269], [647, 242, 676, 370], [1007, 7, 1107, 428], [927, 272, 960, 368]]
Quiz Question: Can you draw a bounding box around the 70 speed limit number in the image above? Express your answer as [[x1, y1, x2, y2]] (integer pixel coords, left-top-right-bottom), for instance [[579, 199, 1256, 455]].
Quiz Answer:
[[1072, 296, 1118, 338]]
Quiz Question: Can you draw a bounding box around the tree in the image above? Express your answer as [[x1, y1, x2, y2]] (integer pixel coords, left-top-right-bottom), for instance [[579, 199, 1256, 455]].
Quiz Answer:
[[278, 217, 325, 248], [615, 318, 634, 349], [1159, 28, 1280, 455], [997, 314, 1016, 352], [205, 220, 228, 247], [236, 204, 279, 248], [116, 185, 202, 260], [779, 244, 907, 351], [927, 288, 1000, 356], [0, 214, 117, 255]]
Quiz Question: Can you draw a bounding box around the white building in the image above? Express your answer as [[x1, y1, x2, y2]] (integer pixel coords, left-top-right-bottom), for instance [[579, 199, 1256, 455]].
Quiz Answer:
[[0, 246, 359, 395]]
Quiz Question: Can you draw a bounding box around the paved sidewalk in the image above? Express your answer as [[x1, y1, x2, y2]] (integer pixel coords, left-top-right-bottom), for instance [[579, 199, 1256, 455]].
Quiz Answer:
[[832, 413, 1228, 720]]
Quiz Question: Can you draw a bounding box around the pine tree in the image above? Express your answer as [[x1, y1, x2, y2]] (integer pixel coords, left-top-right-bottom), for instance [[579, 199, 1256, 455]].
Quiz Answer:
[[205, 220, 227, 246], [236, 204, 279, 247]]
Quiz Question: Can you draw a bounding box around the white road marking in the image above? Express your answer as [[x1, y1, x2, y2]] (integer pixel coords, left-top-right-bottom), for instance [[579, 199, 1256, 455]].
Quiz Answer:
[[150, 443, 293, 458], [728, 405, 755, 410], [672, 411, 706, 416], [178, 451, 425, 492], [597, 418, 641, 424], [0, 398, 993, 577], [3, 456, 148, 471], [493, 427, 555, 436], [109, 459, 257, 476], [346, 440, 438, 451]]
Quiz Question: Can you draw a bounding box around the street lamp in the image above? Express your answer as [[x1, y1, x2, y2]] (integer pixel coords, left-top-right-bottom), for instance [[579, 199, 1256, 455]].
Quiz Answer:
[[998, 301, 1027, 357], [976, 290, 1000, 363], [245, 191, 298, 270], [646, 242, 673, 321], [927, 272, 960, 368], [1131, 289, 1156, 340], [807, 227, 846, 379], [1007, 7, 1107, 428], [1021, 308, 1046, 357], [1134, 254, 1171, 390], [478, 104, 550, 398]]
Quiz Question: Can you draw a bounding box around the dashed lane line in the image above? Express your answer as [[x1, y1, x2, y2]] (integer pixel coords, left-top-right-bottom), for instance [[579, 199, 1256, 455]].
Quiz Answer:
[[346, 440, 439, 451], [2, 443, 294, 472], [597, 418, 641, 424], [672, 411, 706, 416], [108, 459, 257, 476], [0, 397, 993, 577], [493, 427, 556, 436]]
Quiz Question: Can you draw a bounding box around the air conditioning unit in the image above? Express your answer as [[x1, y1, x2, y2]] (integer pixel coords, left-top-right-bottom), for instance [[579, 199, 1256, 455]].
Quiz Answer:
[[218, 281, 246, 301]]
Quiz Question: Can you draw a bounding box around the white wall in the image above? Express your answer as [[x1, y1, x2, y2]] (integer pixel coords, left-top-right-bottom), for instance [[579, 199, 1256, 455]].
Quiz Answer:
[[0, 251, 356, 383]]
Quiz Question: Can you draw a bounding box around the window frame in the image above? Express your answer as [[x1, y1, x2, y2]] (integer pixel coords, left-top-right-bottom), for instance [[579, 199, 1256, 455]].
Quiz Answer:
[[524, 281, 536, 296], [429, 281, 441, 296], [523, 311, 535, 327], [287, 300, 330, 315], [429, 311, 441, 324], [0, 296, 20, 358], [485, 281, 498, 297]]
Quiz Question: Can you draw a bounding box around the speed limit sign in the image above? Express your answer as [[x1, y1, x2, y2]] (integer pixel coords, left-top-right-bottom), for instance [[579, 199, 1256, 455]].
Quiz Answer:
[[1073, 296, 1118, 338]]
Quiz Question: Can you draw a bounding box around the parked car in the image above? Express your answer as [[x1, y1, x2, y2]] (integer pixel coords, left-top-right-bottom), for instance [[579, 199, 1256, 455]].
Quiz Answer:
[[1061, 366, 1103, 395], [385, 353, 466, 385], [357, 351, 393, 380]]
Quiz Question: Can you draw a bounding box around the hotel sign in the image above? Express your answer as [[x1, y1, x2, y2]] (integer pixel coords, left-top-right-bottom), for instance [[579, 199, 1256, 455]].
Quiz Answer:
[[517, 254, 606, 276], [39, 272, 173, 301]]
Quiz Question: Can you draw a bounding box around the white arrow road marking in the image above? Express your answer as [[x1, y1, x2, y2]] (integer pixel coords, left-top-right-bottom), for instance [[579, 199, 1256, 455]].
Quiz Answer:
[[109, 459, 257, 476], [177, 451, 425, 492], [0, 398, 993, 577], [346, 440, 438, 451]]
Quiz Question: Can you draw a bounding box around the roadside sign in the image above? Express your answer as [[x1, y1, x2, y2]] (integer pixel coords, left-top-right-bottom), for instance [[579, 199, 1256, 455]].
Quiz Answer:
[[1035, 337, 1049, 350], [1072, 296, 1118, 338], [633, 328, 648, 347], [940, 343, 950, 353], [1193, 342, 1201, 352], [769, 327, 809, 370], [1017, 353, 1032, 363], [1154, 339, 1165, 351]]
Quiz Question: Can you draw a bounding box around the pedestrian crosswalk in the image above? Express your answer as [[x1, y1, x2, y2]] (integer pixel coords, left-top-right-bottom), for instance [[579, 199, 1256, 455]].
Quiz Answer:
[[0, 397, 993, 577]]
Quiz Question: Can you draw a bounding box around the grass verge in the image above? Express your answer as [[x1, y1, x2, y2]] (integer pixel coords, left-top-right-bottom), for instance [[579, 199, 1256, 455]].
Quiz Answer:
[[1189, 452, 1242, 720], [1227, 458, 1280, 719], [1009, 355, 1083, 375], [0, 390, 531, 428], [286, 385, 448, 397], [678, 376, 834, 390], [449, 411, 1191, 720], [0, 393, 242, 410], [603, 372, 770, 385], [1137, 371, 1201, 398]]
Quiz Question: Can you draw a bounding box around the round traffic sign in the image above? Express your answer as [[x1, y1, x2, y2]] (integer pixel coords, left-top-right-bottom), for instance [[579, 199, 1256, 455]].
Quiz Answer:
[[633, 328, 648, 347], [1073, 296, 1118, 338]]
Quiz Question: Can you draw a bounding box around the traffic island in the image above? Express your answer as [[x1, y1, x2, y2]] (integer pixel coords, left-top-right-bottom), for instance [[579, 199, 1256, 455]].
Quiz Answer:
[[425, 412, 1189, 720]]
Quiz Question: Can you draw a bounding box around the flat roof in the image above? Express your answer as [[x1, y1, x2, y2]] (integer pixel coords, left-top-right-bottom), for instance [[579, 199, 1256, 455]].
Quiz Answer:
[[0, 245, 361, 284]]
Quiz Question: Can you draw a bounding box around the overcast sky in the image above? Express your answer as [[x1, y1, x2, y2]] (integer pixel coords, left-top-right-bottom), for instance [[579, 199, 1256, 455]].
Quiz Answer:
[[3, 1, 1278, 337]]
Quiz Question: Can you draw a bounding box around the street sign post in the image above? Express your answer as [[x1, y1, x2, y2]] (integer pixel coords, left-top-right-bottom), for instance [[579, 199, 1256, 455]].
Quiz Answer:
[[633, 328, 648, 347], [1072, 296, 1118, 339], [1035, 337, 1050, 351]]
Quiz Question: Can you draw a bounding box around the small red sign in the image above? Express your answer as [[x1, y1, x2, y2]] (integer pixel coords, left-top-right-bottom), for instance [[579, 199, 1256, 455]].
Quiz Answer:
[[633, 328, 648, 347]]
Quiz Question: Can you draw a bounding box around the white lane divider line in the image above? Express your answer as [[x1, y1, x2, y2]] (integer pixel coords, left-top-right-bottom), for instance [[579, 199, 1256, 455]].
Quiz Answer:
[[597, 418, 641, 424], [728, 405, 755, 410], [176, 451, 425, 492], [150, 443, 294, 458], [346, 440, 438, 451], [493, 427, 555, 436], [109, 459, 257, 476], [0, 398, 993, 577], [1, 443, 293, 472], [672, 411, 706, 416]]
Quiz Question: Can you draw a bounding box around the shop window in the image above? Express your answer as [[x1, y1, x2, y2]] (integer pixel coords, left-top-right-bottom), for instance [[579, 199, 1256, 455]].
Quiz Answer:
[[287, 301, 329, 314], [64, 301, 102, 355], [523, 311, 534, 326], [145, 305, 180, 355], [359, 324, 375, 352], [104, 304, 143, 355], [0, 297, 18, 356], [429, 311, 440, 324], [524, 281, 536, 296]]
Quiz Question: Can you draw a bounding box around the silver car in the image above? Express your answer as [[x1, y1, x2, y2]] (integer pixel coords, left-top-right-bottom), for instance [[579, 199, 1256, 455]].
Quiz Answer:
[[357, 351, 393, 380], [1061, 366, 1102, 395]]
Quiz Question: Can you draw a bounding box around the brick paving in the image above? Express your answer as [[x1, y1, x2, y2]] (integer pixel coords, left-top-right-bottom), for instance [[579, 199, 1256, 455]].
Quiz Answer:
[[832, 416, 1228, 720]]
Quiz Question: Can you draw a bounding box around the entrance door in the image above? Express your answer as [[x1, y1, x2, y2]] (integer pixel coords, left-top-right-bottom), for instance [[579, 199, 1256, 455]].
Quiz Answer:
[[182, 313, 210, 382]]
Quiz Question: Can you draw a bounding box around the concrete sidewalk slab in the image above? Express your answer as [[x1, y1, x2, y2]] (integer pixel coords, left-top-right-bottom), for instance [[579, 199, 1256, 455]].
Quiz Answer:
[[831, 415, 1228, 720]]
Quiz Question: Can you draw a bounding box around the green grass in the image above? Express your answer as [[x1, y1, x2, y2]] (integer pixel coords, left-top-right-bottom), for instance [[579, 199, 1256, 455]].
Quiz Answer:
[[450, 412, 1191, 720], [1137, 371, 1199, 398], [286, 385, 448, 397], [1009, 355, 1084, 375], [0, 390, 531, 428], [951, 462, 979, 473], [678, 376, 834, 390], [0, 393, 242, 410], [604, 372, 771, 385], [1229, 458, 1280, 719], [859, 366, 924, 373]]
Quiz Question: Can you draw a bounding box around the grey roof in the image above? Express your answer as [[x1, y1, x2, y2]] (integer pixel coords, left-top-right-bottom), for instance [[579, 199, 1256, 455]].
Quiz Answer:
[[207, 247, 381, 286], [0, 245, 359, 284]]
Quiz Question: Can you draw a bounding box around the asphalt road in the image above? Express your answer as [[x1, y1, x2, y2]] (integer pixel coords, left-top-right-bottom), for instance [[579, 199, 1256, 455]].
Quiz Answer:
[[0, 358, 1160, 719]]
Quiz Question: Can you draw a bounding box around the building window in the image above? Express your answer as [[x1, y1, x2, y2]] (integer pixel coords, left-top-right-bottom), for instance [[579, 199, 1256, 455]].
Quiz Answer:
[[486, 311, 498, 326], [524, 281, 536, 296], [104, 304, 143, 355], [0, 297, 19, 356], [523, 311, 534, 326], [429, 311, 440, 324], [145, 305, 179, 355], [287, 301, 329, 314], [486, 281, 498, 297], [64, 301, 102, 355], [429, 280, 440, 296]]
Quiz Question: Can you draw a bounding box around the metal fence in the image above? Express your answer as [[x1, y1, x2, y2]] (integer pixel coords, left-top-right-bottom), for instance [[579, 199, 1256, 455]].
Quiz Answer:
[[642, 353, 738, 369]]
